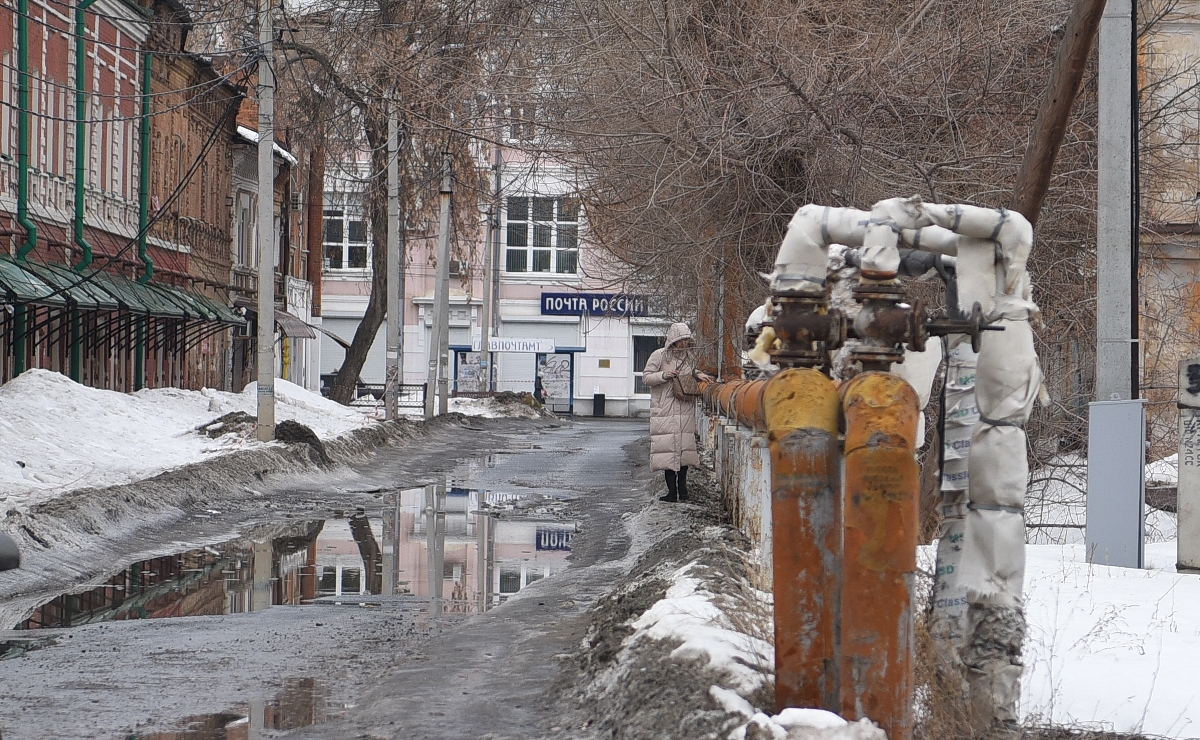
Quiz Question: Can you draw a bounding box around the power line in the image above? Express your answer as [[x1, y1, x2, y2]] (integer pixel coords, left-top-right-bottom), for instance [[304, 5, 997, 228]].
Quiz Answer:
[[21, 68, 255, 303]]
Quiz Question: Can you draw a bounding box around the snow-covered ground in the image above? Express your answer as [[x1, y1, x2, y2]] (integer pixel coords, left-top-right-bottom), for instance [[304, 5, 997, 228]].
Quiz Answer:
[[0, 370, 539, 511], [0, 370, 371, 509], [918, 539, 1200, 738], [1022, 541, 1200, 738], [1026, 454, 1178, 544]]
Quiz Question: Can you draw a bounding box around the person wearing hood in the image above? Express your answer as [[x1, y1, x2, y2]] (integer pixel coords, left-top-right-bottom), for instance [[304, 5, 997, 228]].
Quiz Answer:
[[642, 323, 713, 502]]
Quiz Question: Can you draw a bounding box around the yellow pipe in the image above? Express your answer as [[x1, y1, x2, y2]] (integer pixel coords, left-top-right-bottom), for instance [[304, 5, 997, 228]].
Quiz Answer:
[[839, 371, 920, 740], [764, 367, 842, 712]]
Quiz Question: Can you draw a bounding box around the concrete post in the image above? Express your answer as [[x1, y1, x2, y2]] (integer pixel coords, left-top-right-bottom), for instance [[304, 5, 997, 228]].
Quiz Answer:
[[1096, 0, 1135, 402], [254, 0, 276, 441], [1180, 357, 1200, 571], [385, 110, 400, 420]]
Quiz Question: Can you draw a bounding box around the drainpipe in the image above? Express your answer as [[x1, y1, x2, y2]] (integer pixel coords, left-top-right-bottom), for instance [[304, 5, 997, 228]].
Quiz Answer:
[[73, 0, 99, 272], [137, 52, 153, 284], [15, 0, 37, 263], [12, 0, 35, 375], [70, 0, 100, 382]]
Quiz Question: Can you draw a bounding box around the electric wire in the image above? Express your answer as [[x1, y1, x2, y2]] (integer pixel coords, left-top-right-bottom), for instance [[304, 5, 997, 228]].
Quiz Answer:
[[19, 68, 254, 304]]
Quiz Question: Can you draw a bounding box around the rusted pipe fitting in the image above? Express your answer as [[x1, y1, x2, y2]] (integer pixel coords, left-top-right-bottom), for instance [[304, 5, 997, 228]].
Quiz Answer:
[[848, 282, 927, 371], [764, 368, 842, 713], [767, 289, 845, 370], [839, 371, 921, 740]]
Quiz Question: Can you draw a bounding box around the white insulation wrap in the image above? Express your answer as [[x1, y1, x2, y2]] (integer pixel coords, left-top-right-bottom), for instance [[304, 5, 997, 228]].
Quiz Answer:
[[902, 203, 1042, 728], [923, 204, 1034, 293], [772, 205, 870, 292], [890, 337, 943, 442], [860, 196, 932, 276]]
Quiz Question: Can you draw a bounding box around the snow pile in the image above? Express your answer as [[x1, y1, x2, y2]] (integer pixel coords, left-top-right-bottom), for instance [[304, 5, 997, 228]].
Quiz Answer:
[[1020, 540, 1200, 738], [1025, 455, 1177, 544], [711, 687, 885, 740], [0, 370, 370, 508], [627, 563, 773, 695], [447, 396, 542, 419]]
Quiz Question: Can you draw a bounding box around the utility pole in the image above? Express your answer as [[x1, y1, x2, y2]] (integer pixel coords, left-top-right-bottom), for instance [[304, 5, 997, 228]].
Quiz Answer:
[[1096, 0, 1135, 402], [255, 0, 276, 442], [1009, 0, 1107, 226], [385, 109, 400, 420], [426, 154, 452, 418], [480, 138, 501, 393]]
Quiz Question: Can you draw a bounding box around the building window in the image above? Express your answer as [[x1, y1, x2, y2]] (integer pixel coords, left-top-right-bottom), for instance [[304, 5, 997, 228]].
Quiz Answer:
[[633, 335, 665, 394], [504, 196, 579, 274], [323, 207, 369, 270]]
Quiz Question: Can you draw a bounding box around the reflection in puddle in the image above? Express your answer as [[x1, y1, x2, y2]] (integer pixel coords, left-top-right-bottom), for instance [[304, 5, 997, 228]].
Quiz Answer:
[[386, 485, 576, 614], [19, 522, 326, 629], [14, 483, 576, 630], [129, 678, 329, 739]]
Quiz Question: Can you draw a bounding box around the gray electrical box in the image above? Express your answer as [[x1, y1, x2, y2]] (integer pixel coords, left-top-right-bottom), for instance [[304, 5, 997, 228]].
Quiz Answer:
[[1086, 399, 1146, 568]]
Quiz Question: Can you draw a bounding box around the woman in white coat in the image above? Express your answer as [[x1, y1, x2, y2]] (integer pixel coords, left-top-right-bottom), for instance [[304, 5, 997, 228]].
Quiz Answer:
[[642, 323, 712, 502]]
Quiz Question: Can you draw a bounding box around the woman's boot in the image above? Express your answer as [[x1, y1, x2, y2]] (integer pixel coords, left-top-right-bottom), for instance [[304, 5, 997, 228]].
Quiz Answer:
[[677, 466, 689, 502], [659, 470, 679, 502]]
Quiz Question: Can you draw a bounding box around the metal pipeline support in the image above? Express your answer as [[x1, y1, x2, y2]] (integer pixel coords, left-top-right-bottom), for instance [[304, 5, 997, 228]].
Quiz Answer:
[[764, 368, 842, 712], [15, 0, 37, 262], [73, 0, 99, 271], [137, 52, 154, 284], [840, 372, 921, 740]]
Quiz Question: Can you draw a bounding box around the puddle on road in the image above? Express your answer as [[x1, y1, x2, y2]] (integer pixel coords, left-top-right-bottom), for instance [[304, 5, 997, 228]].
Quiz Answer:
[[12, 484, 577, 632], [128, 677, 334, 739]]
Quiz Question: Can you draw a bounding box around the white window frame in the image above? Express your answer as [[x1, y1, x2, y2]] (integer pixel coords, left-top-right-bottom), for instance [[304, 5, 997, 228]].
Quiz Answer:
[[502, 195, 580, 276], [322, 192, 371, 272]]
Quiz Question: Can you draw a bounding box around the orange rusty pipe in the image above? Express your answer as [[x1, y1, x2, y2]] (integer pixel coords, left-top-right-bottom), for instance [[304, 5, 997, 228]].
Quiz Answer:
[[764, 367, 842, 713], [734, 379, 768, 430], [839, 372, 920, 740]]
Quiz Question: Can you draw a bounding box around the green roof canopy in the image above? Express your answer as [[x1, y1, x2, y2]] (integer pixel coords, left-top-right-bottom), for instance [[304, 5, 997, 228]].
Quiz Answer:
[[22, 263, 120, 311], [0, 258, 66, 307]]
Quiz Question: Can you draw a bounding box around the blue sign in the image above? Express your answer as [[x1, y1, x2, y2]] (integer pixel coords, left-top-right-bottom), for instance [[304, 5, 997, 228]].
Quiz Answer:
[[541, 292, 647, 317], [536, 527, 574, 551]]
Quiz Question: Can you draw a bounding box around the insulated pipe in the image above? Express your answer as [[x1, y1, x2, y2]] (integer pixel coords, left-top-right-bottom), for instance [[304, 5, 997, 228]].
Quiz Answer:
[[900, 206, 1042, 730], [920, 204, 1034, 294], [840, 372, 921, 740], [137, 52, 154, 284], [73, 0, 99, 271], [764, 368, 842, 713], [15, 0, 37, 262], [770, 205, 869, 293], [859, 197, 932, 279]]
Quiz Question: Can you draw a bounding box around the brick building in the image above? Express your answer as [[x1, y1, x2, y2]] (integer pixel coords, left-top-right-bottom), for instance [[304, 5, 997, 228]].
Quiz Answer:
[[0, 0, 320, 393]]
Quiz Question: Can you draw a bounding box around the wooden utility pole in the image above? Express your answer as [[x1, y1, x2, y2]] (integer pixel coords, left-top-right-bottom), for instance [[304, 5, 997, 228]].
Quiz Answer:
[[1009, 0, 1107, 226]]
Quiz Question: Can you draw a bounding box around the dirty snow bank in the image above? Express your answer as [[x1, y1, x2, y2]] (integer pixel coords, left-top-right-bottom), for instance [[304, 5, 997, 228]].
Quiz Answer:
[[0, 369, 369, 508], [556, 468, 887, 740]]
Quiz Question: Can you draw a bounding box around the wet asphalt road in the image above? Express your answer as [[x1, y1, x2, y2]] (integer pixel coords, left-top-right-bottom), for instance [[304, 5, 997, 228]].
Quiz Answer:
[[0, 417, 653, 740]]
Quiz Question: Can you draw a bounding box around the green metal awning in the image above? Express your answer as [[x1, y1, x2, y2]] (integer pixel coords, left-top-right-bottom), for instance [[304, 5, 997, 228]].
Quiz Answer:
[[85, 271, 188, 318], [188, 292, 246, 326], [0, 257, 66, 307], [160, 286, 221, 323], [21, 263, 120, 311], [142, 283, 205, 321]]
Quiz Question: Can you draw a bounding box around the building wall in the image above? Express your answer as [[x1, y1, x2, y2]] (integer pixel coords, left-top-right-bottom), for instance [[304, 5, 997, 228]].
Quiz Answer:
[[320, 145, 668, 415]]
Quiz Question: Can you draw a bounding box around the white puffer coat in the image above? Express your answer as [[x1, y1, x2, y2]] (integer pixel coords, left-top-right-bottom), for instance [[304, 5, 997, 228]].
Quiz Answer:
[[643, 323, 701, 472]]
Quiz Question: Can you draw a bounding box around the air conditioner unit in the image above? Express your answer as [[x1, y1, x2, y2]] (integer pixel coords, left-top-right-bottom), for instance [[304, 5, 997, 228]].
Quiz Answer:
[[449, 259, 468, 276]]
